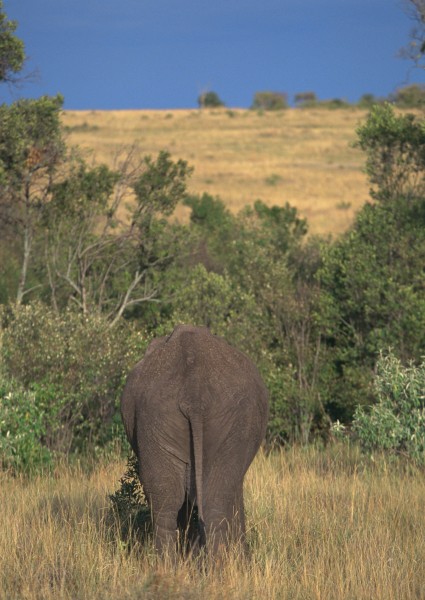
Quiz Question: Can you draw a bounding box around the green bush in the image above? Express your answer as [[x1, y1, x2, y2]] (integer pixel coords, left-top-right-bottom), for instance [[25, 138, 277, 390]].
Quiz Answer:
[[197, 91, 225, 108], [294, 92, 317, 108], [353, 352, 425, 463], [318, 98, 350, 109], [251, 91, 288, 111], [391, 84, 425, 109], [356, 103, 425, 203], [0, 376, 54, 472], [161, 264, 264, 359], [1, 303, 148, 453], [109, 453, 151, 542], [319, 144, 425, 422]]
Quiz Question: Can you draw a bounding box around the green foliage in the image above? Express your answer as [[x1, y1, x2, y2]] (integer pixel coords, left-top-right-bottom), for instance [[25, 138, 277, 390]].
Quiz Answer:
[[319, 106, 425, 422], [161, 264, 263, 359], [294, 92, 317, 108], [184, 192, 233, 231], [48, 161, 120, 221], [1, 303, 148, 452], [133, 151, 193, 218], [353, 352, 425, 463], [264, 173, 283, 186], [319, 195, 425, 420], [318, 98, 350, 110], [356, 103, 425, 202], [0, 376, 54, 472], [1, 39, 425, 464], [0, 95, 64, 188], [391, 83, 425, 108], [0, 0, 25, 83], [357, 94, 383, 109], [251, 91, 288, 111], [182, 193, 236, 271], [317, 106, 425, 424], [197, 91, 225, 108], [0, 95, 65, 304], [43, 150, 192, 323], [109, 453, 151, 541], [241, 200, 308, 254]]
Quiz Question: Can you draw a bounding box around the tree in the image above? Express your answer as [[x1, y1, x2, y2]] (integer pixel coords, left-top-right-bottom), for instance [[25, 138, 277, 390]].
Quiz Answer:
[[161, 264, 262, 355], [401, 0, 425, 67], [353, 351, 425, 463], [294, 92, 317, 107], [0, 0, 25, 84], [319, 106, 425, 422], [251, 91, 288, 111], [197, 91, 225, 108], [1, 302, 148, 455], [319, 197, 425, 421], [44, 150, 193, 326], [357, 93, 382, 109], [356, 103, 425, 203], [391, 83, 425, 108], [0, 95, 65, 304]]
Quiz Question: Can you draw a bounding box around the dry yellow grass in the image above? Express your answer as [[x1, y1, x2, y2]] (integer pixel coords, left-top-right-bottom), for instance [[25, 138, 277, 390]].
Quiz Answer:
[[62, 108, 372, 236], [1, 445, 424, 600]]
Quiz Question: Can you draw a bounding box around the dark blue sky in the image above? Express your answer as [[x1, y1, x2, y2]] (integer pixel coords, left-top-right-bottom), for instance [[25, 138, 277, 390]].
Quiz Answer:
[[3, 0, 424, 109]]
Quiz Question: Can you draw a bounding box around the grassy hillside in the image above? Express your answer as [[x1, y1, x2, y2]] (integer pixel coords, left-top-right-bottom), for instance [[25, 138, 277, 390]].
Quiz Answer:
[[62, 108, 371, 236], [1, 446, 424, 600]]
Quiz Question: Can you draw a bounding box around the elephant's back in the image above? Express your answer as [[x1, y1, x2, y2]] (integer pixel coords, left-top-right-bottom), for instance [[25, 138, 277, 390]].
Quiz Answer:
[[162, 325, 267, 417], [123, 324, 268, 418]]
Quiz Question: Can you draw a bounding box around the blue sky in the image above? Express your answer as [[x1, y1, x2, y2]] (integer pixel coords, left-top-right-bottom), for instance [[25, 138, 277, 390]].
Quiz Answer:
[[3, 0, 424, 109]]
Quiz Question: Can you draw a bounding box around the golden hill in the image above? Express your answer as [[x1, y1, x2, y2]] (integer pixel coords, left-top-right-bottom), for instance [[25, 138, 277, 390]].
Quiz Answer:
[[62, 108, 372, 236]]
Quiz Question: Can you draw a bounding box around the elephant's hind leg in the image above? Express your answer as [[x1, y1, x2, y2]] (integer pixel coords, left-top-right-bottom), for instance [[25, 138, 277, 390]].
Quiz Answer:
[[150, 491, 185, 556], [142, 458, 187, 557]]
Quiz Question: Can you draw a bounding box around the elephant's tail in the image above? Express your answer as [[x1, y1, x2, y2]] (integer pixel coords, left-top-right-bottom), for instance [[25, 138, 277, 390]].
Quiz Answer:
[[190, 413, 206, 546]]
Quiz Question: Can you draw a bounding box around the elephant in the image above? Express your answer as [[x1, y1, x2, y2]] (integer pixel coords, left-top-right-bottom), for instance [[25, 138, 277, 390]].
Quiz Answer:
[[120, 324, 269, 557]]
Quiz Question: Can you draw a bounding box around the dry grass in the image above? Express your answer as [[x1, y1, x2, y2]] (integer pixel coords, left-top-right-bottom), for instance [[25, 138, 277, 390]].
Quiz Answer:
[[1, 445, 424, 600], [62, 108, 372, 236]]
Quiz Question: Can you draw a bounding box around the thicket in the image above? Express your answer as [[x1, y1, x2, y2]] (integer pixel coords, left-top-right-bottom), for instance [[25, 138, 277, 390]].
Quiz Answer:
[[1, 100, 425, 470], [197, 91, 225, 108], [0, 0, 424, 470], [251, 91, 288, 111], [353, 351, 425, 463]]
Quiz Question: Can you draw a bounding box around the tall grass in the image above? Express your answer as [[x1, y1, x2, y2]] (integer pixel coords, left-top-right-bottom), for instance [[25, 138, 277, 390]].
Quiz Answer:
[[1, 444, 424, 599]]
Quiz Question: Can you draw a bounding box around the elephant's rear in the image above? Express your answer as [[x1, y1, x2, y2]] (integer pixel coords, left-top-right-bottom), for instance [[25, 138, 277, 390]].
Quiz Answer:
[[174, 326, 269, 548], [120, 324, 269, 555]]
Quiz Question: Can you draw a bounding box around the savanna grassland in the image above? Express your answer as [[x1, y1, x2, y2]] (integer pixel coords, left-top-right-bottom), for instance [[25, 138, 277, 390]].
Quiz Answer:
[[62, 107, 371, 235], [2, 445, 424, 600]]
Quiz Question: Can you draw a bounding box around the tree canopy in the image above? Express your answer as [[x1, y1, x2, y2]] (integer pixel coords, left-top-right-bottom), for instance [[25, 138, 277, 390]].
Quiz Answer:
[[0, 0, 25, 84]]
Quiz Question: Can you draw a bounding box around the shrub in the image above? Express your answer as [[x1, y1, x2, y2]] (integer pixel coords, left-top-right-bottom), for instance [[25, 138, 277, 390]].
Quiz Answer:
[[0, 376, 54, 472], [357, 93, 383, 109], [318, 98, 350, 109], [1, 303, 148, 453], [319, 146, 425, 422], [198, 91, 225, 108], [294, 91, 317, 107], [251, 91, 288, 111], [353, 351, 425, 463], [391, 84, 425, 108], [160, 264, 263, 359], [109, 453, 151, 542], [356, 103, 425, 203]]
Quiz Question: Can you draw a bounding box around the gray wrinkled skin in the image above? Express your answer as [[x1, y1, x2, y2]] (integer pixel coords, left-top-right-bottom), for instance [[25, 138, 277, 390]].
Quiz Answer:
[[121, 324, 269, 557]]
